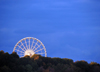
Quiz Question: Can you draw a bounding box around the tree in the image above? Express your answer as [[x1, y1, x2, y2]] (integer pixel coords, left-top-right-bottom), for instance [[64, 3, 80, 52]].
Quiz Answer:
[[90, 61, 100, 66], [0, 65, 11, 72], [11, 52, 19, 58], [31, 54, 42, 60], [62, 58, 73, 65], [0, 50, 4, 55], [74, 60, 90, 72], [26, 64, 33, 72]]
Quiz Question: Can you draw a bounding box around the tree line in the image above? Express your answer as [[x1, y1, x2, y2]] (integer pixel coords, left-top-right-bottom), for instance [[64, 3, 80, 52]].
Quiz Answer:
[[0, 50, 100, 72]]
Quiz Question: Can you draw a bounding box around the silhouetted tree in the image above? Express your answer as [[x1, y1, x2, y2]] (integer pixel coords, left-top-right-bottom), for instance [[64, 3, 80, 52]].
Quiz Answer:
[[0, 50, 100, 72], [0, 65, 11, 72], [11, 51, 19, 58], [74, 60, 90, 72]]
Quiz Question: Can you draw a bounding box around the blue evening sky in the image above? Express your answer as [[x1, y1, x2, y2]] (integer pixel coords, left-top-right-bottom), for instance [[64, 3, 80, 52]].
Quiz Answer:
[[0, 0, 100, 63]]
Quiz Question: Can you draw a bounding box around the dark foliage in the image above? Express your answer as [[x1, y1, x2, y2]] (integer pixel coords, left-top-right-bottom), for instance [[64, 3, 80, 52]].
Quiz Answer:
[[0, 50, 100, 72]]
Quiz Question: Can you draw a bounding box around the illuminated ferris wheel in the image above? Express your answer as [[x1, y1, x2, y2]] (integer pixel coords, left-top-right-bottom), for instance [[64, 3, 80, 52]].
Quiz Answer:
[[13, 37, 47, 57]]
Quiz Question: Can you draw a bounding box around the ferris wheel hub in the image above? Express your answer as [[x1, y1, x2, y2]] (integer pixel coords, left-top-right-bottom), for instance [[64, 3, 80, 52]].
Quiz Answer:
[[24, 49, 35, 57]]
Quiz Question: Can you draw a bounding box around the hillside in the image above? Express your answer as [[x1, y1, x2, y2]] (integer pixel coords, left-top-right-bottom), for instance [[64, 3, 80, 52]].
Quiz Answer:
[[0, 50, 100, 72]]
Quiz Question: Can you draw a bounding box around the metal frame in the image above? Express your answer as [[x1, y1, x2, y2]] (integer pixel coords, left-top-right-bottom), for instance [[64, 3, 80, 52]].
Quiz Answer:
[[13, 37, 47, 57]]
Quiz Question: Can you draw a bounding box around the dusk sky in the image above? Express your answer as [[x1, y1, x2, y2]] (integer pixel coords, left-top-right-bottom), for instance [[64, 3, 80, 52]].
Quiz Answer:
[[0, 0, 100, 63]]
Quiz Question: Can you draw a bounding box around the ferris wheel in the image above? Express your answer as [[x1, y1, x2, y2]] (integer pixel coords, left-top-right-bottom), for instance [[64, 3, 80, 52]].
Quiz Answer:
[[13, 37, 47, 57]]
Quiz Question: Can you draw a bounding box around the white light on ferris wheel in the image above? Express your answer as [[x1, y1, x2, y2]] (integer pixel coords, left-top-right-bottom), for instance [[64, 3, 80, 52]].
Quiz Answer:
[[13, 37, 47, 57]]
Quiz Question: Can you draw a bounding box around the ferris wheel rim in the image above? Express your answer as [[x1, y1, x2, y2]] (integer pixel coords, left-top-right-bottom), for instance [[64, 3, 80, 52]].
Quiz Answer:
[[13, 37, 47, 57]]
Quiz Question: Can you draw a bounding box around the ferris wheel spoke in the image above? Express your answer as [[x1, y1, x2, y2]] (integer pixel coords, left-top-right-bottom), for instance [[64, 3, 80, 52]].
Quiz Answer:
[[33, 44, 42, 52], [31, 39, 34, 49], [36, 53, 45, 54], [20, 41, 27, 50], [29, 38, 30, 49], [17, 45, 26, 51], [34, 48, 44, 53], [15, 49, 24, 53], [25, 39, 28, 49], [32, 41, 38, 50]]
